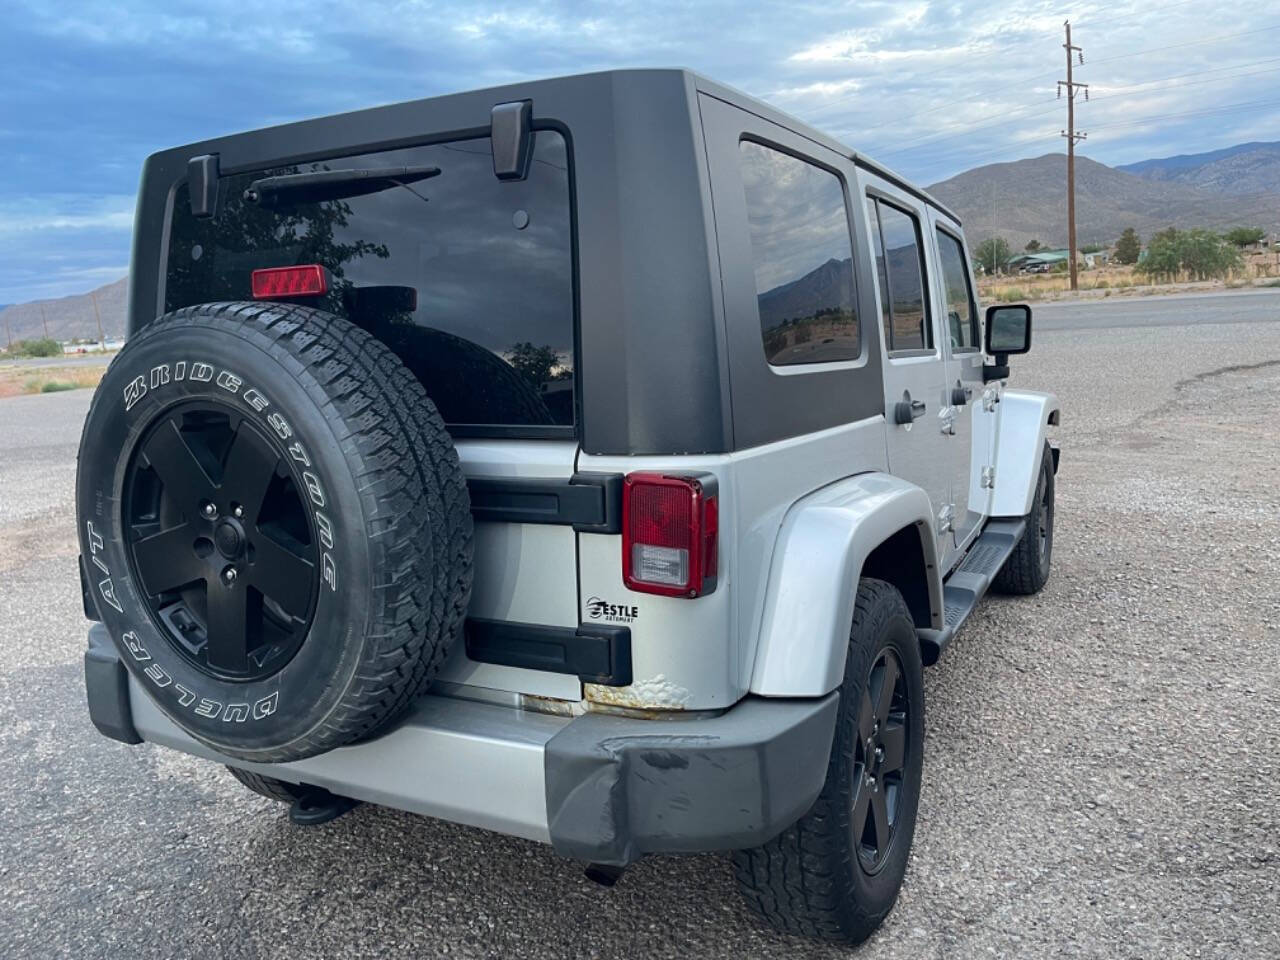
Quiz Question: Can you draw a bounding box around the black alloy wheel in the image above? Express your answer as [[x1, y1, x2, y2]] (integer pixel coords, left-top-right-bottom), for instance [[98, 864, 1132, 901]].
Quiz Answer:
[[851, 647, 910, 875], [123, 400, 318, 682]]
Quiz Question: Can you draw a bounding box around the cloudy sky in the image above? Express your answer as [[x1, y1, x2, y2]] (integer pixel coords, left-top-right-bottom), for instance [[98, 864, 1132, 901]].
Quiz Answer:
[[2, 0, 1276, 304]]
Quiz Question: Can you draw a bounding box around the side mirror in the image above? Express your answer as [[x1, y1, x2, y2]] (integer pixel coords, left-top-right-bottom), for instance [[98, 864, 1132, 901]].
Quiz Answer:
[[985, 304, 1032, 356]]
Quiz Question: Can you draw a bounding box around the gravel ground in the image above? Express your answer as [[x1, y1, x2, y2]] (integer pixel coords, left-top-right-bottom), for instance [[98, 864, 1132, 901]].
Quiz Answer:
[[1, 293, 1278, 959]]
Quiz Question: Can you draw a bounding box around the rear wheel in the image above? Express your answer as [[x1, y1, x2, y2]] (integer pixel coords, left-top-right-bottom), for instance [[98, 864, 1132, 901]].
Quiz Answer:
[[732, 579, 925, 944]]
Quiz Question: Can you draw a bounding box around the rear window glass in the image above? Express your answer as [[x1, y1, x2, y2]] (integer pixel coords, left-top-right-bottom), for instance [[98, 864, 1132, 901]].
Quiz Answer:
[[166, 132, 575, 430], [738, 140, 860, 366]]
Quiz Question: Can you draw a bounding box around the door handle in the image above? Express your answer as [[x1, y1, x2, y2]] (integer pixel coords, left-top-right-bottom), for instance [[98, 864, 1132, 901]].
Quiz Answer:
[[894, 395, 927, 424]]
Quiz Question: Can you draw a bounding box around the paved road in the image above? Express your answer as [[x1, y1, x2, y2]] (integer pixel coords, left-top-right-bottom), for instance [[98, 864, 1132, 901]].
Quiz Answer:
[[2, 296, 1279, 959], [0, 353, 114, 369], [1034, 287, 1280, 331]]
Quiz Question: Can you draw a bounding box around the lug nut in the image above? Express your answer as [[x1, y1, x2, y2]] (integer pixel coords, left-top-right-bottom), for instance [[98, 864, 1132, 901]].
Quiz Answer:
[[233, 504, 244, 519], [202, 503, 217, 518], [222, 567, 237, 585]]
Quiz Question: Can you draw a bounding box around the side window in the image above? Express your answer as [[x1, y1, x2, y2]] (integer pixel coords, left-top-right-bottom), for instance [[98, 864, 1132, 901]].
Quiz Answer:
[[936, 228, 979, 351], [866, 197, 932, 353], [739, 141, 860, 366]]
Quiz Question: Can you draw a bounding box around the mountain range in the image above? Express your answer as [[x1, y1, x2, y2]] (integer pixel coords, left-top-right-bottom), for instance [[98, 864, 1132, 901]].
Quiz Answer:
[[926, 141, 1279, 250], [1, 277, 127, 345], [3, 141, 1276, 343]]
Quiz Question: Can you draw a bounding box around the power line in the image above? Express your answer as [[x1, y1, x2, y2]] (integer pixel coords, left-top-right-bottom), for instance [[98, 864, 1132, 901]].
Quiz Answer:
[[875, 60, 1280, 160], [869, 59, 1280, 160], [1083, 24, 1280, 66], [807, 22, 1280, 135], [1087, 96, 1280, 131]]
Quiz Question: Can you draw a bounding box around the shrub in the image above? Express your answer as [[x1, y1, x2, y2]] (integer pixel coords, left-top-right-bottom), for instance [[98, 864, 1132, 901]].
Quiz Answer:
[[40, 380, 77, 393], [13, 337, 62, 358]]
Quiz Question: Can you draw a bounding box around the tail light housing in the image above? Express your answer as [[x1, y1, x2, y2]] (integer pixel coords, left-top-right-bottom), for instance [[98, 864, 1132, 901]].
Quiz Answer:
[[622, 472, 718, 598], [251, 264, 328, 299]]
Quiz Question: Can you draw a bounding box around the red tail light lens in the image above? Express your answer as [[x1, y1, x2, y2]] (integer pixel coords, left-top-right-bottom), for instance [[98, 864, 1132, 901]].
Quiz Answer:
[[622, 472, 718, 597], [251, 264, 328, 299]]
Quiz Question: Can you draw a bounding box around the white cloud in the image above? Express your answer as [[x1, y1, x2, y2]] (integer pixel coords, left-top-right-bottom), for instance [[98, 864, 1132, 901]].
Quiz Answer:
[[0, 196, 135, 235], [4, 0, 1278, 303]]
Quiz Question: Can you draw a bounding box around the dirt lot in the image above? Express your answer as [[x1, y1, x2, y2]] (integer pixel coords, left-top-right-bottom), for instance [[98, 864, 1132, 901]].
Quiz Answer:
[[1, 291, 1277, 958]]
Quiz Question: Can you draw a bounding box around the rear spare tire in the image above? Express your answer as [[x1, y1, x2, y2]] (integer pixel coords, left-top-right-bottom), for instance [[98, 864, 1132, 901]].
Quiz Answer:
[[75, 301, 472, 762]]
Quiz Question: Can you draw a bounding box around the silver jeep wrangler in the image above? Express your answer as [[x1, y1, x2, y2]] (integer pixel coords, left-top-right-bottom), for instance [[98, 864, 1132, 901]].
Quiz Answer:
[[78, 69, 1059, 945]]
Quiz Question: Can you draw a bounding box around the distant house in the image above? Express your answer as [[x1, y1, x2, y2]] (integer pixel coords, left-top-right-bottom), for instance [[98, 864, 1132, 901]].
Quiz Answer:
[[1007, 249, 1071, 273]]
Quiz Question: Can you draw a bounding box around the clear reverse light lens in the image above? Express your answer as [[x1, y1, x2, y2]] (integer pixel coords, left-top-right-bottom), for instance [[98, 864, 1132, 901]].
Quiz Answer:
[[631, 544, 688, 586]]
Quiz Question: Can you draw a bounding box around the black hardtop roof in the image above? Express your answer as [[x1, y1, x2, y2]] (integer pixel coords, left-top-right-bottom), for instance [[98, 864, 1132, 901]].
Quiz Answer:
[[155, 67, 958, 224]]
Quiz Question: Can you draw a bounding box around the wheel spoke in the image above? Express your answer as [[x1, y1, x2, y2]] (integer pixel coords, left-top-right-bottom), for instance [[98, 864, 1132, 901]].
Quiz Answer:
[[221, 422, 281, 519], [870, 788, 891, 859], [248, 534, 315, 617], [142, 419, 215, 503], [873, 655, 899, 724], [132, 523, 207, 596], [858, 689, 876, 743], [879, 722, 907, 774], [852, 777, 872, 838], [204, 580, 250, 674]]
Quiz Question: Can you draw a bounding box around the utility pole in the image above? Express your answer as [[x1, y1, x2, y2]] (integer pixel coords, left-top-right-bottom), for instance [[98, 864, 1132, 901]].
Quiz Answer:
[[3, 313, 11, 351], [90, 288, 105, 346], [1059, 20, 1088, 292], [39, 302, 50, 340]]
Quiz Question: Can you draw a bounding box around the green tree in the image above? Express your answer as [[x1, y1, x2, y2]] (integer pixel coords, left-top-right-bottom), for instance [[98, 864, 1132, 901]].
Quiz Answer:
[[975, 237, 1011, 274], [1081, 243, 1104, 255], [1024, 239, 1041, 252], [507, 342, 562, 387], [1114, 227, 1141, 265], [1224, 226, 1265, 248], [13, 337, 61, 358], [1136, 227, 1242, 282]]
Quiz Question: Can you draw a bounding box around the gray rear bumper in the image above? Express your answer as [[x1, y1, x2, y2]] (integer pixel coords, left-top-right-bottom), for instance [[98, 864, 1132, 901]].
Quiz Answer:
[[86, 625, 838, 865]]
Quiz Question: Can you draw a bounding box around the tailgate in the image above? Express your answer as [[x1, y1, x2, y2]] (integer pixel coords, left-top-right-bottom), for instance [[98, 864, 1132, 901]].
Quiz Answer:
[[439, 439, 583, 700]]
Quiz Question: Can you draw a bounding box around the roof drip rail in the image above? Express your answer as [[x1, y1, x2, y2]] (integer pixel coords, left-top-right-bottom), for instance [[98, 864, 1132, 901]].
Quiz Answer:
[[490, 100, 533, 181], [187, 154, 220, 219]]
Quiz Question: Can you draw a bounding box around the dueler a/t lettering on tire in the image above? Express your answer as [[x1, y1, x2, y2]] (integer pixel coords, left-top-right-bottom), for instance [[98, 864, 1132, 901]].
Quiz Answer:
[[76, 302, 472, 763]]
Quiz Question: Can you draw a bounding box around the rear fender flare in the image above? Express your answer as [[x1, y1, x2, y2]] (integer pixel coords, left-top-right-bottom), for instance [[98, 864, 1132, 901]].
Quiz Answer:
[[749, 473, 941, 697]]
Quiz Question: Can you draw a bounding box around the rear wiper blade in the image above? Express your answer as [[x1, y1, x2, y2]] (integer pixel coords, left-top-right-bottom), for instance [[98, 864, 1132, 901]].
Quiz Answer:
[[244, 164, 441, 207]]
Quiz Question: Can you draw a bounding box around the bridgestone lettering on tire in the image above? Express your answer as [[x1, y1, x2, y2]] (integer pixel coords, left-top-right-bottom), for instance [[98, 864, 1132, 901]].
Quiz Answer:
[[75, 301, 473, 762]]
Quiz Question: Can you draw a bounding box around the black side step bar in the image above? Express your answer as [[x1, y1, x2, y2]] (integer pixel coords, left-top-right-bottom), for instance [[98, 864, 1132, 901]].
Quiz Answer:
[[917, 519, 1026, 666]]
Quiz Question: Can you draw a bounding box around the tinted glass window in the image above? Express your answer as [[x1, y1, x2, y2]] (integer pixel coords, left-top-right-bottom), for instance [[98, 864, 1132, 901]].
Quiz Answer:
[[867, 198, 932, 353], [738, 141, 859, 366], [167, 132, 574, 429], [936, 229, 979, 351]]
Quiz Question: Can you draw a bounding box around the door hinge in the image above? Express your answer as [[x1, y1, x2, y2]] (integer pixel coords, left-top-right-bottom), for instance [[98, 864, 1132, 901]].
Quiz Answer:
[[982, 388, 999, 412], [980, 466, 996, 489], [937, 503, 955, 533]]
